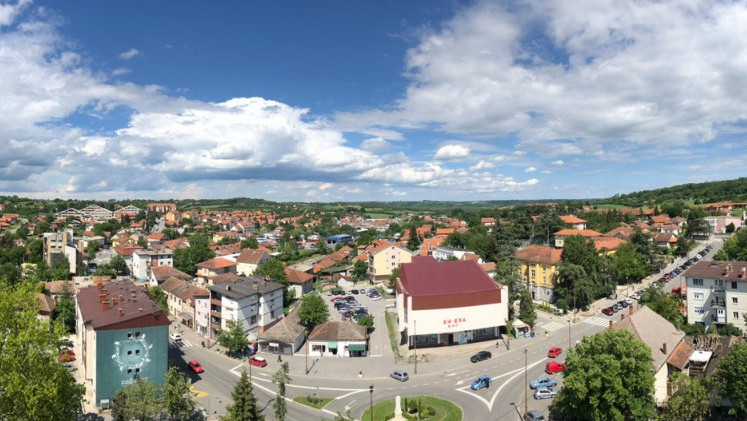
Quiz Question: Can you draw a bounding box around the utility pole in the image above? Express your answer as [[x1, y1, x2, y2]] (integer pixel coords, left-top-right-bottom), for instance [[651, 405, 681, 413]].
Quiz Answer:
[[524, 349, 528, 419], [568, 319, 571, 349], [305, 332, 309, 374], [413, 320, 418, 375], [369, 385, 374, 421]]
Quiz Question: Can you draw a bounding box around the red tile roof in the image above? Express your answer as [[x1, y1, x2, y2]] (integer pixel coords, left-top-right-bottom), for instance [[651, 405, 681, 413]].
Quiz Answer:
[[560, 215, 586, 224], [514, 245, 562, 265], [196, 257, 237, 270], [236, 248, 269, 265], [399, 256, 500, 297], [553, 229, 602, 237], [284, 268, 315, 284]]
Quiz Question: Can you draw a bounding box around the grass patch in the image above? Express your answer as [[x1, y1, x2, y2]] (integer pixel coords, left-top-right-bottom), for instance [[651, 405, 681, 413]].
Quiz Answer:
[[384, 311, 399, 356], [293, 396, 333, 409], [361, 397, 462, 421]]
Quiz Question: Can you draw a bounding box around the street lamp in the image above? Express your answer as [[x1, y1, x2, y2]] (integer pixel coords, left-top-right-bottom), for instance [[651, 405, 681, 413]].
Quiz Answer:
[[524, 349, 528, 420], [369, 385, 374, 421], [413, 319, 418, 375]]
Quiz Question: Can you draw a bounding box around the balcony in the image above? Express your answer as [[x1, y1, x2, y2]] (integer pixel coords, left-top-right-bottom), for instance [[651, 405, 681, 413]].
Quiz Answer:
[[210, 310, 222, 319], [210, 299, 222, 307]]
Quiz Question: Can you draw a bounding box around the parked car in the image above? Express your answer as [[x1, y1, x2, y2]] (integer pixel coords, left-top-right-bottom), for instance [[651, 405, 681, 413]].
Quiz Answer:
[[545, 361, 566, 374], [470, 375, 492, 390], [324, 290, 333, 296], [351, 289, 359, 295], [248, 356, 267, 367], [58, 349, 75, 363], [470, 351, 492, 363], [529, 376, 558, 389], [525, 410, 546, 421], [623, 297, 633, 305], [534, 387, 558, 400], [602, 307, 614, 316], [547, 347, 563, 358], [188, 360, 204, 374], [618, 300, 629, 308], [390, 370, 409, 382], [331, 297, 343, 302], [169, 333, 182, 341], [612, 303, 621, 312], [370, 294, 382, 301]]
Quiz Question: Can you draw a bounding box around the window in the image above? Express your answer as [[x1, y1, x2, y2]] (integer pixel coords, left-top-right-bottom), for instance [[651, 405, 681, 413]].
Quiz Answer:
[[531, 270, 536, 278], [693, 292, 704, 300], [733, 282, 738, 289], [693, 279, 704, 286], [734, 311, 740, 319], [251, 315, 257, 324], [694, 307, 705, 315], [733, 297, 739, 304], [127, 332, 132, 339], [135, 349, 140, 355], [135, 331, 140, 338], [127, 350, 132, 356], [715, 279, 724, 287]]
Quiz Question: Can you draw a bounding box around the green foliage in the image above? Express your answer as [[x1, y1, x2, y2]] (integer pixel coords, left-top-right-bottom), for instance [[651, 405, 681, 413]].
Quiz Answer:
[[352, 259, 369, 282], [174, 233, 216, 275], [518, 291, 537, 327], [357, 315, 374, 331], [610, 242, 647, 285], [638, 287, 685, 328], [109, 254, 128, 274], [272, 362, 291, 421], [162, 366, 196, 421], [111, 378, 162, 421], [388, 267, 400, 290], [681, 322, 706, 336], [553, 329, 655, 421], [298, 294, 329, 331], [53, 280, 76, 333], [660, 372, 710, 421], [223, 369, 264, 421], [0, 279, 85, 420], [717, 323, 743, 337], [255, 258, 287, 283], [26, 239, 43, 263], [241, 236, 259, 249], [148, 286, 169, 316], [218, 319, 250, 355], [93, 218, 123, 237], [715, 342, 747, 415], [86, 241, 100, 258], [686, 218, 712, 237], [716, 229, 747, 261], [0, 262, 22, 286]]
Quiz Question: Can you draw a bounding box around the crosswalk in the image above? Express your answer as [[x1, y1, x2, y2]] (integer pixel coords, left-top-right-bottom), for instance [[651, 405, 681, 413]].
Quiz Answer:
[[584, 316, 612, 327], [536, 321, 566, 332], [168, 340, 194, 349]]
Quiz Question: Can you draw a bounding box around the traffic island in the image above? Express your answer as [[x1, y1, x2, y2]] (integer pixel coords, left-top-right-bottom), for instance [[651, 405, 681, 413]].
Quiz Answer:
[[361, 396, 462, 421]]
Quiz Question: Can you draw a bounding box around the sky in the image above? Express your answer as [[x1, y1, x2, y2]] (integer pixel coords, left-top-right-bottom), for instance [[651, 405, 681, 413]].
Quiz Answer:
[[2, 0, 747, 202]]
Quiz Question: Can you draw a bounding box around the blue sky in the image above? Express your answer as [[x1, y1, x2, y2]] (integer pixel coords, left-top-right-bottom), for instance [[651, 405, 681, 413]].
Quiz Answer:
[[2, 0, 747, 202]]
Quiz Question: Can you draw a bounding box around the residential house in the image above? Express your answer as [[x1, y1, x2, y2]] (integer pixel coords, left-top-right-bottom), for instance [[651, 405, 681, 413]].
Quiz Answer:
[[514, 245, 562, 302], [284, 267, 315, 298], [256, 310, 306, 356], [236, 248, 272, 276], [560, 215, 587, 230], [703, 215, 743, 234], [196, 257, 238, 287], [432, 246, 475, 261], [34, 293, 56, 321], [131, 248, 174, 281], [592, 236, 627, 254], [653, 233, 678, 249], [613, 306, 685, 406], [367, 242, 413, 282], [149, 265, 192, 286], [481, 217, 496, 227], [146, 233, 165, 247], [159, 277, 209, 329], [307, 321, 368, 357], [553, 229, 602, 248], [684, 260, 747, 333], [76, 280, 170, 408], [207, 276, 284, 341]]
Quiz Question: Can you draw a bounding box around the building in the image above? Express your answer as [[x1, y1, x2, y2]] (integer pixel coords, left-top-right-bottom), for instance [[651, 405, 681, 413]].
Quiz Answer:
[[684, 260, 747, 333], [326, 234, 353, 246], [431, 246, 474, 261], [131, 249, 174, 281], [367, 241, 413, 282], [553, 229, 602, 248], [560, 215, 587, 230], [76, 280, 170, 408], [43, 230, 79, 274], [703, 215, 742, 234], [149, 265, 192, 286], [196, 257, 238, 287], [256, 310, 306, 356], [207, 276, 284, 341], [159, 277, 209, 329], [307, 321, 368, 357], [284, 267, 315, 298], [396, 256, 508, 348], [514, 245, 562, 302], [34, 293, 57, 321], [235, 248, 271, 276], [148, 203, 177, 213]]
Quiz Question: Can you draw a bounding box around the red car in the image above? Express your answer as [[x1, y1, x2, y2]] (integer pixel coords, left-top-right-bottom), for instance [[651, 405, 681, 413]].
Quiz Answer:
[[188, 360, 204, 374], [545, 361, 566, 374], [248, 356, 268, 367], [58, 349, 75, 363], [602, 307, 615, 316], [547, 347, 563, 358], [330, 297, 343, 303]]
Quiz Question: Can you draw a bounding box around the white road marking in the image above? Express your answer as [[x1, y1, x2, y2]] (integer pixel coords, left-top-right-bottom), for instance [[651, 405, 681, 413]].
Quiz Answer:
[[455, 359, 547, 410]]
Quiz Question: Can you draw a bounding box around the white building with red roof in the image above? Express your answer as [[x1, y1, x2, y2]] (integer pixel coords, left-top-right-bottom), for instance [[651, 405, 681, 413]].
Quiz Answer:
[[396, 256, 508, 348]]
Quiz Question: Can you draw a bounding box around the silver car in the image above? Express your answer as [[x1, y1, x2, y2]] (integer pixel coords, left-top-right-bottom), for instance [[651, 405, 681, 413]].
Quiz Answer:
[[390, 370, 409, 382]]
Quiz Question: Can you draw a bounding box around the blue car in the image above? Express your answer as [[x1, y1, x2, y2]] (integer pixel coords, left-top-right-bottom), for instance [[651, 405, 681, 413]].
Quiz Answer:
[[529, 376, 558, 390], [471, 375, 492, 390]]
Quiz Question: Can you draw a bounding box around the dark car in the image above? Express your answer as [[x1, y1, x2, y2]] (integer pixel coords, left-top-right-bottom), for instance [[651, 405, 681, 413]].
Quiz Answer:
[[618, 300, 629, 308], [602, 307, 614, 316], [470, 351, 492, 363], [351, 289, 359, 295]]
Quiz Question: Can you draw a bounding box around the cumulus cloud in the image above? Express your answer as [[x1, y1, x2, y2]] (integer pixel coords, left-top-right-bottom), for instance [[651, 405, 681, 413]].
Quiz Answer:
[[319, 183, 334, 191], [551, 160, 565, 167], [471, 160, 495, 170], [119, 48, 139, 60], [434, 144, 470, 161], [112, 68, 132, 76], [525, 166, 536, 173], [360, 137, 389, 153]]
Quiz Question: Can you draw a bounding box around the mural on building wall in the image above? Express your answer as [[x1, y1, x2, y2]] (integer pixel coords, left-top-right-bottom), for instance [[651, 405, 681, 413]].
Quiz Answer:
[[111, 333, 153, 374]]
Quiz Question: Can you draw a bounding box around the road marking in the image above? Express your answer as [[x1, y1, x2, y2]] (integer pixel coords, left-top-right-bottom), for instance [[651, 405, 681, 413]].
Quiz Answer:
[[446, 370, 469, 377], [584, 316, 611, 327], [190, 385, 208, 398], [537, 321, 565, 332], [455, 358, 547, 410]]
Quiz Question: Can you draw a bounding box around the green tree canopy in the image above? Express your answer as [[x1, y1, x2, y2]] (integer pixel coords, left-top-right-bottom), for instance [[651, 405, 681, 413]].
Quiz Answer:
[[715, 342, 747, 415], [148, 285, 169, 316], [162, 366, 196, 421], [272, 362, 291, 421], [352, 259, 368, 283], [223, 369, 264, 421], [218, 319, 250, 355], [610, 242, 647, 286], [53, 280, 76, 333], [174, 233, 216, 275], [661, 372, 710, 421], [111, 378, 161, 421], [241, 236, 259, 249], [553, 329, 655, 421], [297, 294, 329, 331], [518, 290, 536, 327]]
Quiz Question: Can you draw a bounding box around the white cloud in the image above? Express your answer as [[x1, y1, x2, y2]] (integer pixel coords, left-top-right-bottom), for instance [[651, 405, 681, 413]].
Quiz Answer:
[[319, 182, 334, 191], [551, 160, 565, 167], [112, 68, 132, 76], [525, 166, 536, 173], [119, 48, 139, 60], [471, 160, 495, 170], [434, 144, 470, 161], [360, 137, 389, 153]]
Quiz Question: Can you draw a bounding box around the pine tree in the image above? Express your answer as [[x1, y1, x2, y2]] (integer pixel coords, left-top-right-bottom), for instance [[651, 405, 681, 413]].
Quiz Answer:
[[223, 369, 264, 421], [272, 362, 291, 421]]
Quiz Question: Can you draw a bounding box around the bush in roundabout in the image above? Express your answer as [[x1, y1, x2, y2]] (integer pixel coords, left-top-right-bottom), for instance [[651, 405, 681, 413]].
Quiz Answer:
[[360, 396, 461, 421]]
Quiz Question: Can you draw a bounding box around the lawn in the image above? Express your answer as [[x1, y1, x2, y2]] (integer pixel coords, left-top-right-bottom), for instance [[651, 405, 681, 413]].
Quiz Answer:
[[361, 397, 462, 421], [293, 396, 333, 410]]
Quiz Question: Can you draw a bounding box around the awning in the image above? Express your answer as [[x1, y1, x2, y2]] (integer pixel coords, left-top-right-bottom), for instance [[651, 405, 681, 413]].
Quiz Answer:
[[347, 343, 366, 352], [327, 342, 338, 349], [180, 311, 193, 321]]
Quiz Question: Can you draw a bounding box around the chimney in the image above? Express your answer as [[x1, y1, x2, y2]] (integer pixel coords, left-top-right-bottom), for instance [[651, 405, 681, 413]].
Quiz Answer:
[[99, 293, 107, 303], [226, 285, 231, 291], [620, 314, 625, 320], [629, 305, 634, 316], [138, 308, 143, 312], [118, 308, 123, 317], [101, 300, 110, 311], [253, 284, 259, 290], [662, 342, 667, 355], [112, 298, 117, 305], [97, 282, 102, 290], [609, 320, 614, 330], [119, 294, 123, 302]]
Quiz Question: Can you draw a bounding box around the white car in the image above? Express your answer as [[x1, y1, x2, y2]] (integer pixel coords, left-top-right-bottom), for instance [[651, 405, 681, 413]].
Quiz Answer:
[[370, 294, 383, 301], [169, 333, 182, 341]]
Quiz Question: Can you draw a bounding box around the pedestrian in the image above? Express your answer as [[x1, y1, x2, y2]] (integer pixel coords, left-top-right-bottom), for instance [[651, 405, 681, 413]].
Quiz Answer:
[[278, 354, 282, 362]]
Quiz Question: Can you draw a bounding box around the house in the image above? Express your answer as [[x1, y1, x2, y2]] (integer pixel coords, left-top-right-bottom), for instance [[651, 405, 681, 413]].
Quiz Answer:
[[514, 245, 562, 302], [131, 248, 174, 281], [149, 265, 192, 286], [703, 215, 743, 234], [307, 321, 368, 357], [148, 203, 177, 213], [367, 241, 413, 282], [235, 248, 271, 276], [326, 234, 353, 246], [653, 232, 678, 249], [592, 236, 627, 254], [284, 267, 315, 298], [146, 233, 165, 247], [684, 261, 747, 333], [256, 310, 307, 356], [34, 293, 57, 321], [196, 257, 238, 287], [553, 229, 602, 248], [432, 246, 475, 261], [613, 306, 685, 406], [396, 257, 508, 348], [481, 217, 496, 227], [560, 215, 587, 230], [76, 280, 170, 408], [159, 277, 209, 329], [603, 226, 635, 241], [207, 276, 284, 341]]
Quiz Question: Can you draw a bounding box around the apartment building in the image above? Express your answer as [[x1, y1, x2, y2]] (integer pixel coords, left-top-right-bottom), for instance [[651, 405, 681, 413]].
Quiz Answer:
[[514, 244, 562, 302], [131, 248, 174, 281], [43, 230, 79, 274], [685, 260, 747, 333], [207, 276, 284, 341]]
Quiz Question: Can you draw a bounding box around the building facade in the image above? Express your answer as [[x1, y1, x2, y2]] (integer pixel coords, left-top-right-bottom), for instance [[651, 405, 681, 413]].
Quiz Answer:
[[207, 276, 284, 341], [368, 242, 413, 282], [396, 257, 508, 348], [685, 260, 747, 333], [514, 245, 562, 302], [131, 249, 174, 281], [43, 230, 79, 274]]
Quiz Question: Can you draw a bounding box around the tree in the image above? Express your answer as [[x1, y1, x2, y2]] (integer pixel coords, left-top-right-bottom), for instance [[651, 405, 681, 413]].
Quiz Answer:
[[726, 222, 737, 233], [109, 254, 128, 274], [352, 259, 369, 283], [715, 342, 747, 415], [218, 319, 250, 356], [610, 243, 647, 286], [111, 378, 161, 421], [0, 262, 22, 286], [0, 279, 85, 420], [174, 233, 216, 275], [26, 238, 43, 263], [50, 256, 71, 280], [357, 315, 374, 331], [553, 329, 655, 421], [241, 237, 259, 249], [272, 362, 291, 421], [223, 369, 264, 421], [86, 241, 100, 259], [163, 366, 196, 421], [388, 267, 400, 290], [298, 294, 329, 331], [660, 372, 710, 421], [148, 285, 169, 316], [518, 291, 536, 327], [638, 287, 685, 328], [53, 280, 76, 333], [255, 259, 287, 284]]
